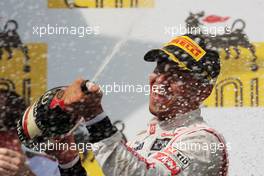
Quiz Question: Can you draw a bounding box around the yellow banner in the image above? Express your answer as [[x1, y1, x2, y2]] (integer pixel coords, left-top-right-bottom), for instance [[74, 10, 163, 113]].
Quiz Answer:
[[0, 43, 47, 105], [204, 42, 264, 107], [48, 0, 154, 8]]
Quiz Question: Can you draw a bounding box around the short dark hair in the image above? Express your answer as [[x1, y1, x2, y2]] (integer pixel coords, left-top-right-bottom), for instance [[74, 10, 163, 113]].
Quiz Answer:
[[0, 89, 26, 131]]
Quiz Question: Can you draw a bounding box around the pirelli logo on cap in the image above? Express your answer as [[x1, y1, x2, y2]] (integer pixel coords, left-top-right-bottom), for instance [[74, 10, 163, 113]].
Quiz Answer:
[[165, 36, 206, 61]]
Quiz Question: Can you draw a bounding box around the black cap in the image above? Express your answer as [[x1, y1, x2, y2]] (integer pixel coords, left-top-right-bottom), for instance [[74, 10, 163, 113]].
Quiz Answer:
[[144, 34, 220, 83]]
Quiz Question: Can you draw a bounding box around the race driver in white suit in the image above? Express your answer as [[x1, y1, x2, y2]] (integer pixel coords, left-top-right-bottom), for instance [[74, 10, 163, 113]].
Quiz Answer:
[[18, 34, 229, 176]]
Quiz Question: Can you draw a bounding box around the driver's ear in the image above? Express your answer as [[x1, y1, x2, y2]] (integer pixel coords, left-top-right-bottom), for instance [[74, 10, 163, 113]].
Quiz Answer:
[[149, 73, 158, 85]]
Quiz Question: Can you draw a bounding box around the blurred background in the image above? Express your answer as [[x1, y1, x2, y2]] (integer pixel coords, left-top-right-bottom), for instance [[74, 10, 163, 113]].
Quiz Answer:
[[0, 0, 264, 175]]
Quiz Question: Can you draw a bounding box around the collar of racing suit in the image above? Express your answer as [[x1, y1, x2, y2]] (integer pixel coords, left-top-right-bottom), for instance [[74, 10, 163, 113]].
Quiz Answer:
[[153, 109, 205, 131]]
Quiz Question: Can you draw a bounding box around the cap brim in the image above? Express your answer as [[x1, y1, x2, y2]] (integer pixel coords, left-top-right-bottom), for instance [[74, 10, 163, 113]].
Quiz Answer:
[[144, 49, 169, 62]]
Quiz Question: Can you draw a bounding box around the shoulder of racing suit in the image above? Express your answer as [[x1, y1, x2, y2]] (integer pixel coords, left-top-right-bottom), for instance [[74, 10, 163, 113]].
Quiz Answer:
[[64, 113, 228, 176], [128, 123, 228, 175], [91, 125, 228, 176], [163, 127, 228, 175]]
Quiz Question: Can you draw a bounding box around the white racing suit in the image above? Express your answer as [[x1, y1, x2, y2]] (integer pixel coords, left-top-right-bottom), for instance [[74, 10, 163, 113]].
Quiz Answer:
[[86, 109, 228, 176], [18, 87, 227, 175]]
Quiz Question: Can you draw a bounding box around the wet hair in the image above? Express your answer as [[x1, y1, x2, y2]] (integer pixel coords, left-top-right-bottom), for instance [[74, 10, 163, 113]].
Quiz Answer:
[[0, 89, 26, 131]]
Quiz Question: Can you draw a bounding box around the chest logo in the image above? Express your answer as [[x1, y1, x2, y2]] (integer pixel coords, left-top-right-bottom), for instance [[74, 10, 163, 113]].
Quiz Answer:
[[150, 138, 171, 151], [133, 142, 144, 151]]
